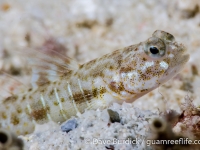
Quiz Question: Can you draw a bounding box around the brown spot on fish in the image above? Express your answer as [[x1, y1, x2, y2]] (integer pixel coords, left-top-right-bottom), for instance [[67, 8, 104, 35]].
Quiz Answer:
[[11, 114, 20, 125], [109, 65, 114, 70], [117, 59, 122, 67], [17, 107, 22, 114], [145, 68, 153, 75], [3, 95, 18, 103], [142, 58, 147, 61], [92, 88, 98, 98], [140, 89, 148, 92], [123, 45, 135, 54], [79, 64, 84, 69], [120, 67, 132, 73], [49, 89, 54, 96], [73, 92, 84, 103], [108, 81, 124, 94], [107, 50, 120, 59], [108, 81, 118, 93], [31, 106, 50, 121], [99, 87, 106, 95], [29, 95, 33, 99], [25, 131, 29, 135], [84, 59, 96, 70], [83, 89, 93, 101], [53, 101, 59, 106], [163, 58, 170, 64], [36, 74, 50, 86], [90, 70, 104, 78], [140, 74, 150, 81], [60, 97, 65, 102], [1, 112, 7, 119]]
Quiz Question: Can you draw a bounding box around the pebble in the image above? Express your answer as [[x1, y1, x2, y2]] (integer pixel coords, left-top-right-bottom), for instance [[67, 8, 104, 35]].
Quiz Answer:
[[61, 118, 78, 133], [107, 109, 120, 123]]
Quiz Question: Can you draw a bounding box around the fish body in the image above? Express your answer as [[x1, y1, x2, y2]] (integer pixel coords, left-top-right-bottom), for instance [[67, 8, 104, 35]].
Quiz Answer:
[[0, 30, 189, 135]]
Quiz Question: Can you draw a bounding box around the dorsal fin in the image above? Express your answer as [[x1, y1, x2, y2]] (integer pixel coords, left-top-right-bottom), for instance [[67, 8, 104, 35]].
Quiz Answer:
[[21, 46, 80, 89]]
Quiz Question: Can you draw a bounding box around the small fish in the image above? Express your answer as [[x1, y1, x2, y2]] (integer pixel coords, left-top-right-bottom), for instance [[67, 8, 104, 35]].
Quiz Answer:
[[0, 30, 189, 135]]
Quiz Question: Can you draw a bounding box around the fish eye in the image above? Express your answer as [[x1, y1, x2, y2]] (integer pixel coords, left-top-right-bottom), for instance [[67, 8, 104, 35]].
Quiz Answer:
[[144, 37, 166, 58], [149, 46, 159, 54]]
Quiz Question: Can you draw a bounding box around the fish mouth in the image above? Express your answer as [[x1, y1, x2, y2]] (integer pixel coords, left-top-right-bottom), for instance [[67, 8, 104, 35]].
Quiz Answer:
[[165, 42, 189, 76], [162, 49, 189, 83]]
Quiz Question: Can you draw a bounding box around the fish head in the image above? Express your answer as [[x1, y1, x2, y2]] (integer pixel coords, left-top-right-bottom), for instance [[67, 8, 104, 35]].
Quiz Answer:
[[119, 30, 189, 101]]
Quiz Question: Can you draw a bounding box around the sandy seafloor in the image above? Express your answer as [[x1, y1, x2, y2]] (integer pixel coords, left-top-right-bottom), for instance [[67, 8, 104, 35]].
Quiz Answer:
[[0, 0, 200, 150]]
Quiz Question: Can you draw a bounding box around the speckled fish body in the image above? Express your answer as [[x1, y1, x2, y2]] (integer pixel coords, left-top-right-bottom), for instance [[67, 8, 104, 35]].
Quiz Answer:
[[0, 30, 189, 135]]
